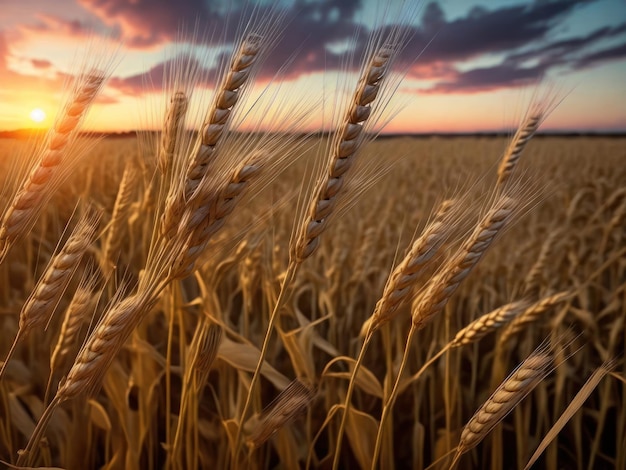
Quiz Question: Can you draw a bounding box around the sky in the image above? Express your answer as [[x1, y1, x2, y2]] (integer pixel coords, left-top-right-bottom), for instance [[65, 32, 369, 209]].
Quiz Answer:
[[0, 0, 625, 133]]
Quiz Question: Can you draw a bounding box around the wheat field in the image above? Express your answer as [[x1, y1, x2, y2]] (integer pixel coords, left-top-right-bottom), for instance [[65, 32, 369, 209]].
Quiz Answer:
[[0, 10, 625, 470]]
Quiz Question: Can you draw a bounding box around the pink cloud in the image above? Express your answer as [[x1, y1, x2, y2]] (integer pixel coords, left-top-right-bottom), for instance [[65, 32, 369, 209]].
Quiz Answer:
[[31, 58, 52, 69]]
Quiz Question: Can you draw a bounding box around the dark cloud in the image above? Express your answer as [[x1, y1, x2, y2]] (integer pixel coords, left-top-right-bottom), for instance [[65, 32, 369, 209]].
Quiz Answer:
[[504, 23, 626, 68], [575, 42, 626, 68], [410, 1, 626, 94], [103, 0, 369, 94], [77, 0, 207, 47], [84, 0, 625, 96], [423, 62, 547, 94], [411, 0, 592, 64], [77, 0, 365, 48]]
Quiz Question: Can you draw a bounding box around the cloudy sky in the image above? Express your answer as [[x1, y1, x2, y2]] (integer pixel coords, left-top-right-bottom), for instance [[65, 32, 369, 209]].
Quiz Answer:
[[1, 0, 625, 133]]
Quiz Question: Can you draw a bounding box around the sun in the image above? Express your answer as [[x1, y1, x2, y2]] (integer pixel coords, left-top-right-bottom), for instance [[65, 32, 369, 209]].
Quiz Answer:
[[29, 108, 46, 123]]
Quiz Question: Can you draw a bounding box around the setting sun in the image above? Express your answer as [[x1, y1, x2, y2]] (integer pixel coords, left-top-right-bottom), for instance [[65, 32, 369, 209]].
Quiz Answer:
[[29, 108, 46, 123]]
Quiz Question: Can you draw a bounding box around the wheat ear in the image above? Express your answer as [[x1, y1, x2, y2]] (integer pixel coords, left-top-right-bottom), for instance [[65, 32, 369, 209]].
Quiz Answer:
[[0, 70, 105, 263], [232, 49, 397, 461], [0, 211, 99, 381], [499, 290, 573, 346], [391, 298, 537, 400], [161, 34, 262, 238], [450, 298, 534, 348], [171, 159, 263, 280], [412, 195, 516, 330], [369, 196, 517, 467], [45, 269, 98, 403], [363, 198, 456, 336], [450, 344, 554, 468], [59, 288, 159, 400], [496, 113, 541, 187], [294, 43, 394, 262], [102, 166, 136, 269], [246, 378, 316, 449], [522, 226, 562, 295], [158, 91, 189, 177]]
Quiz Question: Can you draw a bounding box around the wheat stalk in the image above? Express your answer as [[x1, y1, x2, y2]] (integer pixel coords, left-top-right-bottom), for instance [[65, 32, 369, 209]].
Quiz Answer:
[[170, 319, 223, 468], [234, 40, 401, 462], [369, 195, 517, 467], [331, 198, 458, 467]]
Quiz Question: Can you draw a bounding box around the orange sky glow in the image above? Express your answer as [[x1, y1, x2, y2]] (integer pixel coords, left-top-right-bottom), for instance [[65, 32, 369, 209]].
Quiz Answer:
[[1, 0, 625, 134]]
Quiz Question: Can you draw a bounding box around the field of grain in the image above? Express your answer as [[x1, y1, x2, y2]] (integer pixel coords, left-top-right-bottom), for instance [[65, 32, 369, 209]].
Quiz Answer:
[[0, 129, 624, 469], [0, 8, 624, 468]]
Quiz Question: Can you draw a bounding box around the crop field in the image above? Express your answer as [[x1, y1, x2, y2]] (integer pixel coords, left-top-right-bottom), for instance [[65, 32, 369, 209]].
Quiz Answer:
[[0, 9, 624, 469], [0, 132, 624, 469]]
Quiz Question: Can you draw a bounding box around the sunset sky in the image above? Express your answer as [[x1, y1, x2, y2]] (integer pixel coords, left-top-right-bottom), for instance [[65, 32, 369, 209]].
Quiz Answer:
[[1, 0, 625, 133]]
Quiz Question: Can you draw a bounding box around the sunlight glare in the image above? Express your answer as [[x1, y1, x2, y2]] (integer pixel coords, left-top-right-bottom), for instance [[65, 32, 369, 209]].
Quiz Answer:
[[29, 108, 46, 123]]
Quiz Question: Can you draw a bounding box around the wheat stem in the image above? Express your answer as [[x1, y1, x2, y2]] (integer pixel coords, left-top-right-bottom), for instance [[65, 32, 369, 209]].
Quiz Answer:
[[332, 329, 374, 470]]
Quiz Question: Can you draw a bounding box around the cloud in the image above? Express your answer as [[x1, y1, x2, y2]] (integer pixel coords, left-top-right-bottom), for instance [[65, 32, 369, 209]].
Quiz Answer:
[[412, 0, 592, 64], [409, 1, 626, 94], [0, 31, 8, 71], [31, 58, 52, 69], [0, 30, 87, 105], [102, 0, 368, 94], [108, 53, 213, 94], [8, 0, 626, 100], [18, 13, 94, 40], [94, 94, 119, 104], [575, 42, 626, 68], [505, 22, 626, 68], [423, 62, 547, 94], [106, 0, 624, 97]]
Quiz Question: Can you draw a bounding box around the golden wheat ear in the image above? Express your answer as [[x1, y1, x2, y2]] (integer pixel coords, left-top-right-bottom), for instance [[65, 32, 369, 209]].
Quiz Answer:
[[496, 88, 563, 189], [0, 210, 100, 382], [45, 266, 100, 403], [101, 165, 137, 272], [234, 31, 407, 466], [0, 45, 115, 265], [245, 378, 316, 449], [450, 339, 558, 469]]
